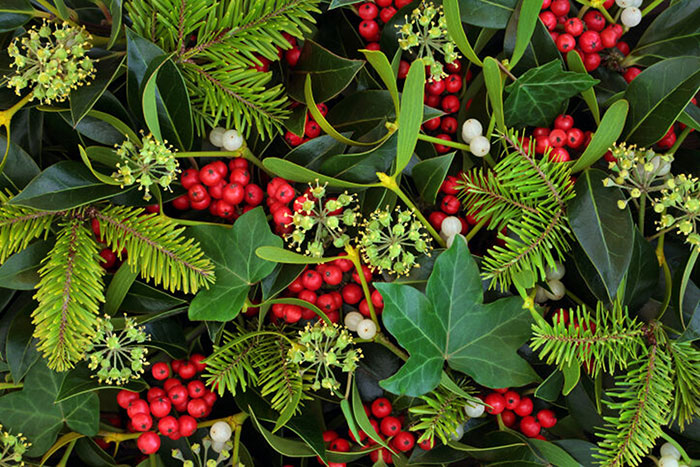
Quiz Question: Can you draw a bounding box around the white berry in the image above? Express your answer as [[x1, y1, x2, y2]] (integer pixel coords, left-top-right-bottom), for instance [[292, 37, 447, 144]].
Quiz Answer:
[[621, 7, 642, 27], [441, 216, 462, 237], [344, 311, 364, 332], [659, 457, 679, 467], [534, 286, 548, 304], [545, 262, 565, 281], [450, 423, 464, 440], [544, 279, 566, 301], [470, 135, 490, 158], [464, 401, 485, 418], [211, 440, 227, 453], [660, 443, 681, 460], [210, 421, 233, 443], [631, 0, 642, 7], [222, 129, 244, 151], [209, 127, 226, 147], [461, 118, 483, 143], [356, 319, 377, 339], [615, 0, 633, 7]]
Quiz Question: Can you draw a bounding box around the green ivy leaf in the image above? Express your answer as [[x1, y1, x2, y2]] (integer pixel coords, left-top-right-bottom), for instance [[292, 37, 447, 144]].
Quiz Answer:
[[504, 60, 598, 127], [567, 169, 633, 302], [188, 207, 282, 321], [0, 360, 99, 456], [375, 240, 538, 397]]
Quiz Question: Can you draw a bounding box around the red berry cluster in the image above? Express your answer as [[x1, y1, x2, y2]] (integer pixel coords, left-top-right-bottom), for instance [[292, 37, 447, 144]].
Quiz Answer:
[[525, 113, 593, 162], [284, 103, 329, 147], [318, 397, 431, 467], [252, 32, 301, 72], [261, 257, 384, 324], [483, 388, 558, 439], [356, 0, 406, 48], [427, 173, 473, 233], [115, 354, 216, 455], [541, 0, 628, 72], [418, 61, 474, 154]]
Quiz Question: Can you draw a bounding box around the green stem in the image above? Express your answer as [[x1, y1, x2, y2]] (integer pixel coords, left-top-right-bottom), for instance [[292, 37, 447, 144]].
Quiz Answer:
[[231, 424, 243, 466], [57, 440, 77, 467], [597, 5, 616, 24], [656, 232, 673, 320], [376, 172, 446, 247], [638, 193, 646, 235], [659, 432, 693, 465], [679, 248, 699, 328], [176, 147, 268, 173], [483, 153, 497, 168], [344, 244, 378, 328], [417, 133, 471, 152], [667, 126, 692, 157], [641, 0, 664, 16], [374, 332, 408, 361], [577, 5, 589, 18], [0, 382, 23, 390]]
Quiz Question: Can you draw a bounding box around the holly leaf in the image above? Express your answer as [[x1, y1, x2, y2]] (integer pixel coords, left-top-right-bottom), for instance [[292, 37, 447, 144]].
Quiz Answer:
[[375, 239, 538, 397], [187, 207, 282, 321], [504, 60, 598, 127], [0, 360, 99, 457]]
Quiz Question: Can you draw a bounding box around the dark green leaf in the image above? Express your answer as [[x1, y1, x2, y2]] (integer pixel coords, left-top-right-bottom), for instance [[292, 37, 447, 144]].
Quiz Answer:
[[562, 362, 580, 396], [356, 342, 404, 401], [126, 28, 166, 117], [9, 161, 126, 211], [507, 21, 561, 75], [5, 303, 39, 383], [623, 229, 659, 311], [351, 380, 394, 452], [630, 0, 700, 66], [459, 0, 517, 28], [412, 152, 455, 204], [0, 0, 32, 32], [261, 263, 306, 301], [284, 134, 347, 172], [534, 370, 564, 402], [567, 169, 634, 301], [395, 59, 425, 173], [103, 262, 140, 316], [288, 40, 364, 103], [70, 54, 126, 126], [74, 437, 120, 467], [505, 60, 598, 127], [329, 0, 364, 8], [56, 363, 146, 402], [679, 103, 700, 131], [375, 240, 538, 396], [256, 246, 341, 265], [0, 239, 52, 290], [570, 99, 628, 172], [0, 360, 99, 456], [120, 281, 185, 313], [0, 136, 40, 192], [444, 0, 482, 66], [623, 56, 700, 146], [106, 0, 123, 50], [263, 157, 377, 189], [321, 133, 398, 183], [188, 208, 282, 321], [527, 438, 580, 466], [554, 439, 597, 466]]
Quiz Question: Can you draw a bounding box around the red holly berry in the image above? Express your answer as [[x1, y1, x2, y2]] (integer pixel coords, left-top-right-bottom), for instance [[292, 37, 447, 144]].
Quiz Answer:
[[441, 95, 460, 113], [137, 432, 161, 454], [172, 194, 190, 210], [371, 289, 384, 308], [397, 60, 410, 79], [358, 2, 379, 20], [520, 416, 541, 437], [393, 431, 415, 452], [485, 393, 506, 415], [554, 114, 574, 131], [302, 270, 323, 291], [440, 116, 458, 134], [285, 131, 304, 146], [322, 265, 343, 285], [371, 397, 393, 418], [579, 31, 602, 53], [150, 397, 172, 418], [583, 10, 606, 31], [127, 399, 150, 418], [536, 409, 558, 428], [323, 430, 339, 443], [380, 416, 401, 437], [117, 390, 139, 409], [504, 391, 521, 410], [566, 128, 584, 148], [177, 361, 197, 380], [539, 11, 557, 30], [358, 20, 380, 40], [380, 6, 397, 23], [147, 387, 166, 402], [190, 354, 207, 372], [514, 397, 534, 417], [180, 169, 200, 189], [167, 385, 188, 405], [556, 33, 576, 53], [419, 437, 434, 450], [283, 304, 303, 323], [132, 413, 153, 432], [623, 67, 642, 83], [441, 195, 460, 214], [329, 438, 350, 452], [158, 416, 179, 435], [501, 410, 517, 427], [445, 74, 462, 93], [548, 129, 567, 147], [199, 164, 222, 186], [422, 116, 441, 131], [187, 380, 206, 399], [163, 377, 182, 392], [549, 147, 570, 162], [583, 52, 601, 71], [274, 183, 295, 204], [305, 120, 321, 138], [564, 17, 583, 36], [178, 415, 198, 437], [616, 41, 630, 55], [600, 27, 617, 48], [426, 79, 446, 96], [341, 284, 363, 304], [187, 398, 208, 418]]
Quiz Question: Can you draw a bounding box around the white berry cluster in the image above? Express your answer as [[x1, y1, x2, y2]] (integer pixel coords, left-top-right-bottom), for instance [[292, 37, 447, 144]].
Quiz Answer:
[[209, 127, 245, 152], [344, 311, 378, 340], [461, 119, 490, 158], [440, 216, 466, 249], [616, 0, 643, 27], [657, 442, 688, 467], [209, 421, 233, 453], [534, 261, 566, 303]]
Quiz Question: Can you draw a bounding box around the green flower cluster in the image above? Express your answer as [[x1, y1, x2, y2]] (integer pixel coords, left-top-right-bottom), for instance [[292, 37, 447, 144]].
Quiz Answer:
[[6, 21, 94, 104], [85, 314, 150, 385], [359, 207, 432, 275], [289, 322, 361, 395], [396, 1, 460, 81], [113, 133, 180, 201], [0, 425, 30, 467], [286, 182, 359, 257], [602, 143, 673, 209], [172, 441, 231, 467], [653, 174, 700, 249]]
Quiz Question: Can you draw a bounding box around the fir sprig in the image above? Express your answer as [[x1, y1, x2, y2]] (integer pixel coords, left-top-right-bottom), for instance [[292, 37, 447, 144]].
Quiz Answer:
[[32, 215, 105, 372], [0, 191, 55, 262], [457, 130, 575, 289], [125, 0, 321, 138], [409, 380, 477, 445], [668, 340, 700, 429]]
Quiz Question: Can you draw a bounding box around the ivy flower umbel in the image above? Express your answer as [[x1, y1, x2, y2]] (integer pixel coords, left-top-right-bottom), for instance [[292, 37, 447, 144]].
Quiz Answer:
[[5, 20, 94, 104], [172, 439, 231, 467], [112, 132, 180, 200], [653, 174, 700, 249], [358, 207, 432, 275], [0, 425, 30, 467], [602, 143, 673, 209], [286, 181, 359, 257], [289, 321, 362, 396], [396, 1, 460, 81], [84, 314, 150, 385]]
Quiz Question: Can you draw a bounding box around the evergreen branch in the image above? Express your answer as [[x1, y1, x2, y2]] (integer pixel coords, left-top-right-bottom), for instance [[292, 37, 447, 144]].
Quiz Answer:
[[32, 215, 104, 371], [257, 334, 309, 415], [668, 340, 700, 430], [203, 329, 260, 396], [409, 380, 476, 445], [0, 192, 56, 262], [530, 302, 646, 378], [90, 205, 215, 294], [595, 338, 673, 467]]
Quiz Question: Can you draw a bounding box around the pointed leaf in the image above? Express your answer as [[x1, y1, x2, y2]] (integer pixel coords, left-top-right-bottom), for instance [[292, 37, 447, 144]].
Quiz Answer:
[[412, 152, 455, 204], [570, 99, 628, 173], [510, 0, 541, 68], [395, 60, 425, 173]]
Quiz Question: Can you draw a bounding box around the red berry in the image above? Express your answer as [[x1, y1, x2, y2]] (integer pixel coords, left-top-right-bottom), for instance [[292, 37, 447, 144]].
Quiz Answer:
[[549, 0, 569, 15], [274, 183, 295, 204], [272, 206, 292, 226], [229, 157, 248, 171], [380, 416, 401, 437], [564, 17, 583, 36], [583, 52, 601, 71], [371, 289, 384, 308], [199, 164, 222, 186], [441, 95, 460, 113], [445, 74, 462, 94], [187, 398, 208, 418], [359, 2, 379, 20], [422, 116, 441, 131], [298, 289, 317, 305], [341, 283, 363, 305], [282, 304, 303, 323], [445, 60, 462, 73], [540, 11, 557, 30], [302, 270, 323, 291], [202, 390, 217, 407], [222, 182, 245, 205], [536, 409, 558, 428], [579, 31, 602, 53], [371, 397, 393, 418], [163, 378, 181, 392], [395, 0, 412, 7], [316, 293, 337, 312], [117, 390, 139, 409], [321, 265, 343, 285], [380, 6, 397, 23], [583, 10, 606, 31], [358, 20, 379, 40], [230, 167, 250, 186], [515, 397, 534, 417], [158, 416, 178, 436], [548, 129, 567, 148], [305, 120, 321, 138], [132, 413, 153, 432], [397, 60, 410, 79], [428, 211, 447, 230], [485, 393, 506, 415], [253, 55, 270, 72], [554, 114, 574, 131], [137, 432, 160, 454], [440, 176, 459, 195], [172, 194, 190, 210], [177, 361, 197, 380], [352, 264, 373, 284], [190, 354, 207, 372], [419, 437, 434, 450], [187, 183, 208, 202], [147, 387, 166, 402], [623, 67, 642, 83], [167, 385, 188, 405], [187, 380, 206, 399], [556, 33, 576, 53], [329, 438, 350, 452], [566, 128, 584, 148], [504, 391, 521, 410], [150, 397, 172, 418], [520, 416, 541, 437], [440, 116, 458, 134], [600, 27, 617, 49], [441, 195, 460, 214], [99, 249, 116, 269], [127, 399, 150, 418], [285, 131, 303, 146], [180, 169, 200, 189], [426, 79, 445, 96], [392, 431, 415, 452], [501, 410, 516, 427], [178, 415, 198, 437], [323, 430, 339, 443], [549, 147, 570, 162], [285, 47, 301, 67], [616, 40, 630, 55]]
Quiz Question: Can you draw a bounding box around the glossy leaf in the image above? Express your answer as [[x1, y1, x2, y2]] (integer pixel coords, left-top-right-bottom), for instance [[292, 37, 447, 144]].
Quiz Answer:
[[0, 239, 52, 290], [126, 28, 165, 117], [504, 60, 598, 127], [5, 303, 39, 383], [103, 263, 140, 316], [361, 49, 400, 113], [188, 208, 282, 321], [566, 51, 600, 125], [9, 161, 126, 211], [285, 135, 347, 173], [622, 229, 659, 311], [55, 363, 146, 402], [321, 133, 398, 183], [534, 370, 564, 401], [623, 56, 700, 146], [0, 0, 32, 32], [351, 380, 394, 452], [412, 152, 455, 204], [289, 40, 364, 103], [510, 0, 541, 68], [483, 57, 506, 131], [263, 157, 377, 189], [375, 240, 538, 397], [256, 246, 341, 265], [567, 169, 634, 301], [506, 18, 561, 75], [444, 0, 483, 66], [106, 0, 123, 49], [395, 59, 425, 174], [0, 360, 99, 456], [570, 99, 628, 172], [458, 0, 517, 28], [0, 136, 40, 192], [70, 54, 125, 126]]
